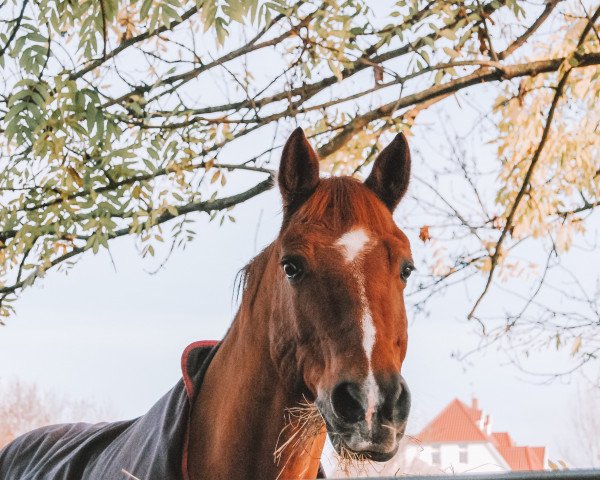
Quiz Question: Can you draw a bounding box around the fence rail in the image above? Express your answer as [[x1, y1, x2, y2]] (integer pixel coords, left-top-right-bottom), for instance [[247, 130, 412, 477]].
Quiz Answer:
[[351, 470, 600, 480]]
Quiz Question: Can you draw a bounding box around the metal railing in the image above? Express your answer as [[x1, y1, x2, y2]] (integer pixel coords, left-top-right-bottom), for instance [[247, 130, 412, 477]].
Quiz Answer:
[[350, 470, 600, 480]]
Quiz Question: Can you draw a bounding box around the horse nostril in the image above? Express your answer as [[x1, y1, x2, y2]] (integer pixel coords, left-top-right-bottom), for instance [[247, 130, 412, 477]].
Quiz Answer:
[[396, 378, 411, 422], [331, 382, 365, 424]]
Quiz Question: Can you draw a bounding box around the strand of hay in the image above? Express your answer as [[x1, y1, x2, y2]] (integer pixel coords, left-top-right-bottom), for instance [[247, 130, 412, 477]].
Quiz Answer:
[[274, 398, 325, 479], [274, 397, 381, 478]]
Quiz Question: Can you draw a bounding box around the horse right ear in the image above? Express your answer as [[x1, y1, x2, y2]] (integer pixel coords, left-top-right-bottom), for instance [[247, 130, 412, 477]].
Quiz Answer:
[[278, 127, 320, 218], [364, 132, 411, 212]]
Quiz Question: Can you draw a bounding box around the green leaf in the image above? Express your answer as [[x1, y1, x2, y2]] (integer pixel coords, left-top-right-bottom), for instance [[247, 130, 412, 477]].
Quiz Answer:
[[140, 0, 152, 19]]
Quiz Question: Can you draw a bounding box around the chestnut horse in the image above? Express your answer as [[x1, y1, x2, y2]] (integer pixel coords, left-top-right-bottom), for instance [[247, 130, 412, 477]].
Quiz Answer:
[[0, 128, 413, 480], [188, 128, 414, 479]]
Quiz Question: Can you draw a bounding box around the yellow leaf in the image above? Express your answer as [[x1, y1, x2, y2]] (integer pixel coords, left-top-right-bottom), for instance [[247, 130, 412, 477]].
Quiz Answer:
[[67, 167, 83, 187], [443, 47, 459, 58], [570, 336, 582, 357]]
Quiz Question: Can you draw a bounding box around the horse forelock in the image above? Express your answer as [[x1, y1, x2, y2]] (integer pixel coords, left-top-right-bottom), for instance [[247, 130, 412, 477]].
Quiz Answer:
[[290, 177, 396, 235]]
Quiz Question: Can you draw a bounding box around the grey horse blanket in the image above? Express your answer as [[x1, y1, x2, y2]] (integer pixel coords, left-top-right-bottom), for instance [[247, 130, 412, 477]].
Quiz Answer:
[[0, 341, 219, 480]]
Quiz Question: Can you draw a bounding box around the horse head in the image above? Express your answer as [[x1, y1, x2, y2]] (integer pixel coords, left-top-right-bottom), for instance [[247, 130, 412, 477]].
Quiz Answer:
[[272, 127, 413, 462]]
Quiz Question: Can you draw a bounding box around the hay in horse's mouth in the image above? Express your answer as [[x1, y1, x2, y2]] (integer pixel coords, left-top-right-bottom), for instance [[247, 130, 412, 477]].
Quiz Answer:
[[274, 399, 325, 466], [273, 398, 398, 478], [324, 416, 403, 464], [332, 436, 397, 463]]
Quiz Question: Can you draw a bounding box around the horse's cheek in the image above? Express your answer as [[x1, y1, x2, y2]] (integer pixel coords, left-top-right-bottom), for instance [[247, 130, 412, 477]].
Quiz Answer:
[[392, 315, 409, 368], [369, 275, 408, 372], [293, 313, 328, 394], [269, 293, 309, 384], [388, 284, 409, 365]]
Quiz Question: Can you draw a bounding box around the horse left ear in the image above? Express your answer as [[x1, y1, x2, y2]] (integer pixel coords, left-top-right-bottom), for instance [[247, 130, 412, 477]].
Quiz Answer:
[[364, 132, 411, 211], [278, 127, 320, 217]]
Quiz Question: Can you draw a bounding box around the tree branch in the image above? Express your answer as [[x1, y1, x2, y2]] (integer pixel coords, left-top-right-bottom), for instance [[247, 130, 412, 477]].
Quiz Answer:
[[467, 5, 600, 320], [69, 5, 201, 80], [497, 0, 561, 60], [557, 200, 600, 217], [0, 0, 30, 57], [0, 175, 274, 296], [318, 51, 600, 159]]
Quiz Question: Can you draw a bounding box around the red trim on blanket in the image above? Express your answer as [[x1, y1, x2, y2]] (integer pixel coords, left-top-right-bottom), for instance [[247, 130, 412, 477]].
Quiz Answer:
[[181, 340, 218, 480], [181, 340, 218, 399]]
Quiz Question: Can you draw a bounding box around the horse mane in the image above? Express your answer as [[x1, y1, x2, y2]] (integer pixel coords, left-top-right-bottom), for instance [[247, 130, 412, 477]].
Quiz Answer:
[[234, 242, 276, 311]]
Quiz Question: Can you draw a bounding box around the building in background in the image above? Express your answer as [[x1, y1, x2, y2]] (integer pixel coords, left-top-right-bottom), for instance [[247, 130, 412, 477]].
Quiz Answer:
[[325, 397, 547, 478], [410, 397, 546, 473]]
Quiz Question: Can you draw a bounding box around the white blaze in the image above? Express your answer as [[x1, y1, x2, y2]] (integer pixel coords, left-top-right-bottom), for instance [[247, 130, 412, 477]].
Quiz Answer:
[[362, 313, 378, 431], [336, 228, 370, 263], [335, 228, 379, 430]]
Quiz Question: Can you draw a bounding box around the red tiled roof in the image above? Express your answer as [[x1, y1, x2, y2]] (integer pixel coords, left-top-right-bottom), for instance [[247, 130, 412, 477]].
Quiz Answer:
[[417, 398, 489, 442], [532, 447, 546, 461], [492, 432, 514, 447], [497, 446, 545, 470], [416, 398, 546, 471]]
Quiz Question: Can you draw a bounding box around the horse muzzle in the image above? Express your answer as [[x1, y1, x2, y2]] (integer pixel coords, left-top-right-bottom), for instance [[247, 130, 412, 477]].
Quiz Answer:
[[317, 374, 410, 462]]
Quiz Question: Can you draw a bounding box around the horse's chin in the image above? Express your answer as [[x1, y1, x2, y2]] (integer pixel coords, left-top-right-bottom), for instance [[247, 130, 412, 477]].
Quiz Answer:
[[328, 434, 399, 462]]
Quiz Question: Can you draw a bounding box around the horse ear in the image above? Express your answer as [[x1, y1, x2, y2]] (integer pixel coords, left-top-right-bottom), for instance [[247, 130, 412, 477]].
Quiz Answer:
[[278, 127, 320, 217], [364, 132, 411, 211]]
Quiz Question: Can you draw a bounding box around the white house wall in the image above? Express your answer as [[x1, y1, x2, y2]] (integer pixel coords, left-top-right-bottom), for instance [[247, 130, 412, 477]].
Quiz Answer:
[[407, 442, 511, 474]]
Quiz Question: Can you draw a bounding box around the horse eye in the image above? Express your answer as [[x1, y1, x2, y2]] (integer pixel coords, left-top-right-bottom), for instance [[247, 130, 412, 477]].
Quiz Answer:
[[282, 259, 303, 280], [401, 263, 414, 281]]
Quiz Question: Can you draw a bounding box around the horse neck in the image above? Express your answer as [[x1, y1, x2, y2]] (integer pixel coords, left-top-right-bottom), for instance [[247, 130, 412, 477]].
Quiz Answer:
[[187, 246, 326, 480]]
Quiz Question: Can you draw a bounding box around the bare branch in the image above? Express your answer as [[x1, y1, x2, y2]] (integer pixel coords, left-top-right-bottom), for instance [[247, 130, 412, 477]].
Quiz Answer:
[[467, 5, 600, 319], [0, 0, 30, 57]]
